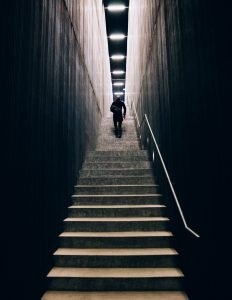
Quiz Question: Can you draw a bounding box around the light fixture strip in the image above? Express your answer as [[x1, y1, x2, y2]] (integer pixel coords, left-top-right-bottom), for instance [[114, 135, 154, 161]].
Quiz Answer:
[[114, 92, 124, 95], [106, 5, 127, 12], [111, 55, 125, 60], [113, 82, 124, 86], [109, 34, 126, 40], [112, 70, 125, 75]]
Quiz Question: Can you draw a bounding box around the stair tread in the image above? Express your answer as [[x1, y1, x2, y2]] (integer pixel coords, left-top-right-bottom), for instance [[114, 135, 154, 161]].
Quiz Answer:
[[79, 175, 153, 178], [87, 152, 147, 156], [72, 194, 162, 197], [59, 231, 173, 237], [82, 167, 151, 170], [47, 267, 184, 278], [41, 291, 188, 300], [64, 217, 169, 222], [54, 248, 178, 256], [69, 205, 165, 208], [75, 184, 158, 187]]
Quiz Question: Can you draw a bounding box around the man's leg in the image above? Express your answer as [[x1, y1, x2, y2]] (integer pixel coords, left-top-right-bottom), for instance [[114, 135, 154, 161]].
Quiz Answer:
[[113, 115, 118, 136], [118, 120, 122, 138]]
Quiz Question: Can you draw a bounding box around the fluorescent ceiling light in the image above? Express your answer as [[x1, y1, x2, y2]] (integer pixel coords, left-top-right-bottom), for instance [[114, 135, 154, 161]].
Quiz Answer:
[[109, 34, 126, 40], [107, 5, 126, 12], [114, 92, 124, 95], [112, 70, 125, 75], [113, 82, 124, 86], [111, 55, 125, 60]]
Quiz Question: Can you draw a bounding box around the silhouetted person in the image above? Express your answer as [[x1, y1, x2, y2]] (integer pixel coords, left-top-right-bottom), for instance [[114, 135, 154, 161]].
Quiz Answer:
[[110, 97, 126, 138]]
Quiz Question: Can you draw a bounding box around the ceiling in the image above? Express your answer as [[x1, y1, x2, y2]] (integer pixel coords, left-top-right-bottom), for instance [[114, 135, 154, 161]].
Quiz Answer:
[[103, 0, 130, 101]]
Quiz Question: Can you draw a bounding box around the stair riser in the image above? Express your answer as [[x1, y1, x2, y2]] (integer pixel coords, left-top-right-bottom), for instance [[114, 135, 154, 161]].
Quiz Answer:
[[72, 196, 162, 205], [79, 169, 153, 177], [96, 146, 140, 151], [74, 186, 159, 195], [98, 134, 139, 142], [101, 121, 135, 125], [97, 136, 139, 141], [101, 119, 135, 122], [59, 236, 173, 248], [54, 255, 178, 268], [68, 207, 166, 217], [86, 150, 148, 157], [64, 221, 169, 232], [48, 277, 184, 291], [78, 177, 155, 185], [97, 141, 140, 145], [85, 157, 149, 162], [82, 162, 151, 169]]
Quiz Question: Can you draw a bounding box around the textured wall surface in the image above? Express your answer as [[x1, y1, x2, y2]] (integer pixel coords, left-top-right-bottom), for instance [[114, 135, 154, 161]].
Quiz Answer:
[[126, 0, 228, 298], [2, 1, 111, 299]]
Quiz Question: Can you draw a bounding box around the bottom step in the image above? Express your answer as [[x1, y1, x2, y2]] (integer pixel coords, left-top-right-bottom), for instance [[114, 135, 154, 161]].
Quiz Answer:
[[41, 291, 189, 300]]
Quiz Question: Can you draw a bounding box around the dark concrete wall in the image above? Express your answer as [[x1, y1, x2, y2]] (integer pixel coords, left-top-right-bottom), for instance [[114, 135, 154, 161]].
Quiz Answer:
[[1, 1, 111, 299], [126, 0, 230, 298]]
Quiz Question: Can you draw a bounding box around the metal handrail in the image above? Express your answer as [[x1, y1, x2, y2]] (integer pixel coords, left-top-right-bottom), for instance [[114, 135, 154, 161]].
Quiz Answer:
[[132, 101, 200, 238]]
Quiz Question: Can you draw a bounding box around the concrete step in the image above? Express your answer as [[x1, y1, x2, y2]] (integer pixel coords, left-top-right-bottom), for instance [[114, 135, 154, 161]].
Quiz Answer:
[[71, 194, 162, 205], [97, 135, 139, 141], [84, 158, 150, 164], [59, 231, 174, 248], [98, 132, 139, 137], [98, 132, 138, 138], [86, 150, 148, 159], [96, 146, 140, 151], [79, 169, 153, 177], [41, 291, 189, 300], [68, 205, 166, 217], [82, 162, 152, 169], [100, 122, 136, 127], [97, 138, 140, 143], [98, 138, 139, 143], [47, 267, 185, 291], [96, 147, 140, 151], [98, 125, 137, 131], [53, 248, 179, 268], [98, 135, 138, 141], [78, 176, 155, 185], [84, 156, 149, 163], [101, 118, 135, 124], [74, 185, 159, 195], [63, 217, 169, 232], [87, 150, 147, 156]]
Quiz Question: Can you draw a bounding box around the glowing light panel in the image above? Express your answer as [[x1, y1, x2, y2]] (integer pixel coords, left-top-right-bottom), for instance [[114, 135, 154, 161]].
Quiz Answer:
[[112, 70, 125, 75], [114, 92, 124, 95], [113, 82, 124, 86], [109, 34, 126, 40], [111, 55, 125, 60], [107, 5, 126, 12]]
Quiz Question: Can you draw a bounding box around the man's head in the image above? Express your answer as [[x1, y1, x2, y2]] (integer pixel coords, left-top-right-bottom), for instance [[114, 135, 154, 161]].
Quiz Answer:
[[115, 97, 120, 101]]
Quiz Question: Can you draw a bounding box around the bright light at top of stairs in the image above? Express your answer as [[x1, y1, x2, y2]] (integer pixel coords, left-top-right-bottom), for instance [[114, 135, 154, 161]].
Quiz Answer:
[[113, 82, 124, 86], [109, 34, 126, 40], [112, 70, 125, 74], [106, 5, 127, 12], [111, 55, 126, 60], [114, 92, 124, 96]]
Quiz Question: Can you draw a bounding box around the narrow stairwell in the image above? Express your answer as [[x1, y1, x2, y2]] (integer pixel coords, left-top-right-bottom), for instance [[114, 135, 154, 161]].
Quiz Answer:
[[41, 116, 189, 300]]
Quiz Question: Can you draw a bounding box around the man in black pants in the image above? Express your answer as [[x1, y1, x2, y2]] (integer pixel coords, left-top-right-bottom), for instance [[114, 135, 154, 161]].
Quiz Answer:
[[110, 97, 126, 138]]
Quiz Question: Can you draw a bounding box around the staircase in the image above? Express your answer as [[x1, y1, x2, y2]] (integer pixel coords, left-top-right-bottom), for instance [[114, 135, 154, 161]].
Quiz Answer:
[[41, 117, 188, 300]]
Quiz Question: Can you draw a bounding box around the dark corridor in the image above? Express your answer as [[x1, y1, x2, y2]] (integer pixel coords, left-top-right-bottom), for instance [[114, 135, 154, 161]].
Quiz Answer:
[[1, 1, 231, 299]]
